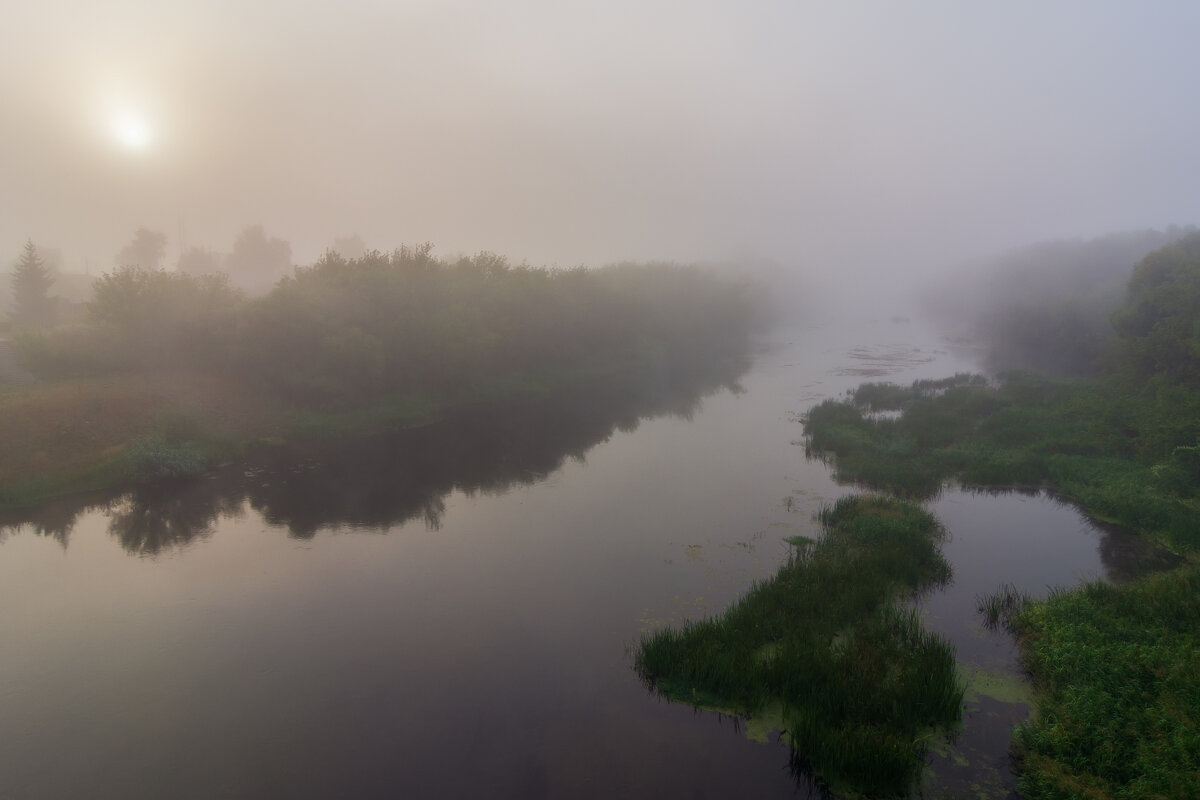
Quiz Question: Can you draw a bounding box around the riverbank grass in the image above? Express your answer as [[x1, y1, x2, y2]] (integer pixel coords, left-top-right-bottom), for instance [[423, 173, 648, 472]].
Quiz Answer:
[[808, 373, 1200, 797], [1010, 564, 1200, 799], [636, 495, 964, 798], [804, 374, 1200, 552]]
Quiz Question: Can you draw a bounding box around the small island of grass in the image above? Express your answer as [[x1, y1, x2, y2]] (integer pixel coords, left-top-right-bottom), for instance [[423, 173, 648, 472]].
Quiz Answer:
[[636, 495, 964, 798]]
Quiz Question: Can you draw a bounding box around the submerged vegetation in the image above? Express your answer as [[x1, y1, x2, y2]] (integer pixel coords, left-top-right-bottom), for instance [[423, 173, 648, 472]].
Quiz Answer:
[[810, 234, 1200, 797], [636, 495, 964, 797], [0, 247, 755, 508]]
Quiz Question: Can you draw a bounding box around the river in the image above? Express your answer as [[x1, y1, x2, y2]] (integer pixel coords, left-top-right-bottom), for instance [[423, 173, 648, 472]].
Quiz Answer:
[[0, 317, 1169, 799]]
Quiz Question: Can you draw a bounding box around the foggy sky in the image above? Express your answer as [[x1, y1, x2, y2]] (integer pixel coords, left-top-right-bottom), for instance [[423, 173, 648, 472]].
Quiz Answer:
[[3, 1, 1199, 288]]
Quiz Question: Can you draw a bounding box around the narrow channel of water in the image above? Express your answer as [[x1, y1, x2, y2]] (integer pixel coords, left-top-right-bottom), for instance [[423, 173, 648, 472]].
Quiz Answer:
[[0, 317, 1170, 798]]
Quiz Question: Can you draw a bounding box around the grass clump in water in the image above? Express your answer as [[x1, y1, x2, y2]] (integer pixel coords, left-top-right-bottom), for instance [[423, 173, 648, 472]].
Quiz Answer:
[[636, 495, 964, 797], [976, 583, 1033, 631]]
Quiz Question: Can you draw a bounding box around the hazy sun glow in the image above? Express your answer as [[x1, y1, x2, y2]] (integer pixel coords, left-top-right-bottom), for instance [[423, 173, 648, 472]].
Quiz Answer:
[[111, 111, 152, 150]]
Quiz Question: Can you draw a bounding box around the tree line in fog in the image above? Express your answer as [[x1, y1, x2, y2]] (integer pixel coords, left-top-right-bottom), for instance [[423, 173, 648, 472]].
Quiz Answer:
[[9, 243, 755, 400], [924, 226, 1197, 378]]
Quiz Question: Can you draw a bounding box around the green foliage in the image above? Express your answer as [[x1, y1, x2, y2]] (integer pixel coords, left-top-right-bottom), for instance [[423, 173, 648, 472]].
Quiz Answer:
[[19, 246, 753, 395], [804, 374, 1200, 553], [976, 583, 1032, 631], [235, 249, 752, 400], [123, 434, 208, 482], [924, 228, 1194, 378], [850, 381, 913, 411], [79, 266, 245, 372], [810, 243, 1200, 793], [636, 496, 963, 797], [1111, 231, 1200, 388], [1012, 565, 1200, 799]]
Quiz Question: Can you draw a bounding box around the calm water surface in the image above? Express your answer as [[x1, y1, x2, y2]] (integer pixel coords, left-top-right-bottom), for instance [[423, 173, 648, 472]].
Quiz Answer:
[[0, 318, 1167, 799]]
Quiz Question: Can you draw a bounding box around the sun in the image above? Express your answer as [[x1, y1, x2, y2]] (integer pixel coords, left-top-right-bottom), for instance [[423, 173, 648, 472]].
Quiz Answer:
[[111, 110, 153, 151]]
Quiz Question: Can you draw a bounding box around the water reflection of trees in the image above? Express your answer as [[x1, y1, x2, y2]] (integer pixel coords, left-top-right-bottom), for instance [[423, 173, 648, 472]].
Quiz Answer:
[[0, 357, 747, 555], [106, 482, 244, 555], [0, 496, 95, 547], [246, 359, 743, 537]]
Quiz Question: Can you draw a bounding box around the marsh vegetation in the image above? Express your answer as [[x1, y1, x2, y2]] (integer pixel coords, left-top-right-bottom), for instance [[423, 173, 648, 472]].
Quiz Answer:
[[636, 495, 964, 797], [807, 234, 1200, 797]]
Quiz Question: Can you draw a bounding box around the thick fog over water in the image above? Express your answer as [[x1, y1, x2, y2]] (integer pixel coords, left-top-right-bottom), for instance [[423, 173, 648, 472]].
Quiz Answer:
[[3, 2, 1199, 296]]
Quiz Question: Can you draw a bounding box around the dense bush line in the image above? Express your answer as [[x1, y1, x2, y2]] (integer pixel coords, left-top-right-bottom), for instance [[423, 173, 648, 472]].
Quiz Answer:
[[15, 247, 755, 402]]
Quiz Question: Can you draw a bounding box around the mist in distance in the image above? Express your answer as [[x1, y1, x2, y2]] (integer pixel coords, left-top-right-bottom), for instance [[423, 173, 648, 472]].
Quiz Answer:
[[3, 1, 1200, 308]]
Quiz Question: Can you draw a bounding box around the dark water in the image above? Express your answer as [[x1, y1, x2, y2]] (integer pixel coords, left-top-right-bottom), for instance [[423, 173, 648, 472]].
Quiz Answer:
[[0, 319, 1171, 799]]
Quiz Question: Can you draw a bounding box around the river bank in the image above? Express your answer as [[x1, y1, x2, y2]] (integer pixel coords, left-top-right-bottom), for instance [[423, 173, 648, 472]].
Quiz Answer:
[[804, 372, 1199, 797]]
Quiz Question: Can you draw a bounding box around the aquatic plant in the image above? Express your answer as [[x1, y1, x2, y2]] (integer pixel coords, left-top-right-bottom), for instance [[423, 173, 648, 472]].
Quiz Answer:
[[636, 495, 964, 797], [976, 583, 1032, 631]]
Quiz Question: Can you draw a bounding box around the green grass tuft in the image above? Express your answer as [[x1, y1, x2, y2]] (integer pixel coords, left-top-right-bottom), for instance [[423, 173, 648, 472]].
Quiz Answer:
[[976, 583, 1033, 631], [636, 495, 964, 797]]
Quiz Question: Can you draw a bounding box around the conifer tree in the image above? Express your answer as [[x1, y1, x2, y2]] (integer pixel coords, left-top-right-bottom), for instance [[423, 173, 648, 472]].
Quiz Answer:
[[10, 239, 56, 327]]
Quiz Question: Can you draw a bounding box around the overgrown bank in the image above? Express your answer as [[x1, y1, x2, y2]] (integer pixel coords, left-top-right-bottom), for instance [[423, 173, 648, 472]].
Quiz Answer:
[[804, 373, 1200, 552], [1, 249, 756, 510], [804, 233, 1200, 797], [806, 379, 1200, 797], [636, 495, 964, 798]]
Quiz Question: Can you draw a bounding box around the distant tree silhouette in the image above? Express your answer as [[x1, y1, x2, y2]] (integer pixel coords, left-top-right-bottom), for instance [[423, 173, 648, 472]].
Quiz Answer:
[[330, 234, 367, 260], [176, 246, 223, 276], [227, 225, 292, 292], [9, 239, 56, 327], [116, 227, 168, 269]]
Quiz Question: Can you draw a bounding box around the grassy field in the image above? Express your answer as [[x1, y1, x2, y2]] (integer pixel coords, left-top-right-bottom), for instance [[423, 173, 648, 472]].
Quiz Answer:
[[636, 495, 964, 798]]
